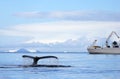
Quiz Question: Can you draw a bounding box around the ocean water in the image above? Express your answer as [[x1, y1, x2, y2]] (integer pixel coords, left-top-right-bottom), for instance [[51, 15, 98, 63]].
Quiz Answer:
[[0, 52, 120, 79]]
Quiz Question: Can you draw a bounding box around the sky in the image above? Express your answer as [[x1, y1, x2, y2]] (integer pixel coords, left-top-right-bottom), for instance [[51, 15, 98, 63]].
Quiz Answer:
[[0, 0, 120, 50]]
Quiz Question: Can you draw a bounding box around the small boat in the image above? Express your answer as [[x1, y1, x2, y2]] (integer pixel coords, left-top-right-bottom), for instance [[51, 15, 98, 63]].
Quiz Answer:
[[87, 31, 120, 54]]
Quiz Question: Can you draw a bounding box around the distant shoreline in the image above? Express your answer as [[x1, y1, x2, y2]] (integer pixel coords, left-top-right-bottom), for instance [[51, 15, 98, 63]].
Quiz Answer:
[[0, 52, 88, 54]]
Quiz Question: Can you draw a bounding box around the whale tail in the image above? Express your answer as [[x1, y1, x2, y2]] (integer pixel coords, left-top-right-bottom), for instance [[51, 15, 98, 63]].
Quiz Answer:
[[22, 55, 58, 65]]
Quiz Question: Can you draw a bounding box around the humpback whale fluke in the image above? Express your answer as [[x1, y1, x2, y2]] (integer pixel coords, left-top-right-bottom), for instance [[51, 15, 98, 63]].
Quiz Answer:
[[22, 55, 71, 67], [22, 55, 58, 66], [22, 55, 58, 59]]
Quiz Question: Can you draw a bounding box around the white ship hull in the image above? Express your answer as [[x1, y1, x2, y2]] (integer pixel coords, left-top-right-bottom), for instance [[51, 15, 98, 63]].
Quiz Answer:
[[87, 31, 120, 54], [87, 47, 120, 54]]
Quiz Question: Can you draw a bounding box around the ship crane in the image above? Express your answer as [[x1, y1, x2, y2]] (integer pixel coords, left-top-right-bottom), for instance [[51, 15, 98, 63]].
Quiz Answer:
[[91, 40, 97, 46], [106, 31, 120, 47]]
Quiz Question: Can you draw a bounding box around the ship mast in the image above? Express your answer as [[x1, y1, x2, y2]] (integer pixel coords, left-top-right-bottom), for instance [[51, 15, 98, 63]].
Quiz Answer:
[[106, 31, 120, 47]]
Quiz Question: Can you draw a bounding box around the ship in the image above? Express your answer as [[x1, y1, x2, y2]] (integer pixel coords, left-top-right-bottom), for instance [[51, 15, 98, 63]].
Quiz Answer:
[[87, 31, 120, 54]]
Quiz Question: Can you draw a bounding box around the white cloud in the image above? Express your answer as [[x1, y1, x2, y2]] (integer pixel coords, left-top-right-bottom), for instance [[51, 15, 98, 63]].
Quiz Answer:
[[14, 11, 120, 21], [0, 21, 120, 43]]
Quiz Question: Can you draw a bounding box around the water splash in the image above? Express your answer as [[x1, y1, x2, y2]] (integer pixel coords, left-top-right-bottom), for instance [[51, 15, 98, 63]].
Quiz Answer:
[[22, 58, 33, 65], [38, 58, 59, 65]]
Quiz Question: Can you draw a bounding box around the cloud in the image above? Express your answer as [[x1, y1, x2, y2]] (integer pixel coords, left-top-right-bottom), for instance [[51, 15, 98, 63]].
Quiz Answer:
[[0, 21, 120, 43], [14, 11, 120, 21]]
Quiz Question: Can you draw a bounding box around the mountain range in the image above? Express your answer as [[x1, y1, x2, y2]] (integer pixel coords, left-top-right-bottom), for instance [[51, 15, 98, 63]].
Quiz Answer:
[[0, 37, 107, 53]]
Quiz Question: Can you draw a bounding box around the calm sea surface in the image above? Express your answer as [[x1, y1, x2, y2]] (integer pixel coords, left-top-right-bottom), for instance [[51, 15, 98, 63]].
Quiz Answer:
[[0, 52, 120, 79]]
